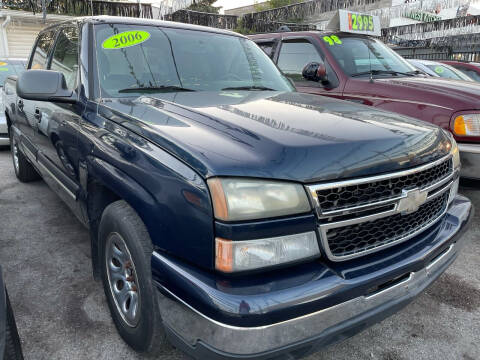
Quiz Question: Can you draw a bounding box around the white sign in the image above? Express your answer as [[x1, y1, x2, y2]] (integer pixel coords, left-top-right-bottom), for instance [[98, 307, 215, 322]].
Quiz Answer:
[[327, 10, 381, 37]]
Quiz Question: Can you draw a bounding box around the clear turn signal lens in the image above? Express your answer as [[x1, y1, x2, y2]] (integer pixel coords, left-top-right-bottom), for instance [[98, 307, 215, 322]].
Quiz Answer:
[[215, 232, 320, 272]]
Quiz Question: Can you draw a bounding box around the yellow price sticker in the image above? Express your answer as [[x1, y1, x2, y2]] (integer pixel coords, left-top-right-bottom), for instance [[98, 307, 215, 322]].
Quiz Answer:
[[102, 30, 151, 50]]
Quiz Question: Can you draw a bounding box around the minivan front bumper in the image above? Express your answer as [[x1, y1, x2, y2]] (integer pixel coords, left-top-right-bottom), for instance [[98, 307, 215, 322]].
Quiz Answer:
[[152, 195, 472, 360]]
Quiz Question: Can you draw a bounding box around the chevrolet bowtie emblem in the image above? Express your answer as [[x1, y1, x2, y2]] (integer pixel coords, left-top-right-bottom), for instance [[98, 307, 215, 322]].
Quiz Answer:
[[397, 189, 428, 215]]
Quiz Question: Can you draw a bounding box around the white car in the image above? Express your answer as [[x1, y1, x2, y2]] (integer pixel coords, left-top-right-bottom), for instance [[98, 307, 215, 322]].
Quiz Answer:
[[0, 58, 26, 146], [407, 59, 474, 81]]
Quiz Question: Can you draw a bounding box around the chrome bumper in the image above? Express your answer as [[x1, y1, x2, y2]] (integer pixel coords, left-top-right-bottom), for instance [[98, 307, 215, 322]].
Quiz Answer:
[[0, 115, 8, 146], [459, 143, 480, 179], [154, 198, 471, 359]]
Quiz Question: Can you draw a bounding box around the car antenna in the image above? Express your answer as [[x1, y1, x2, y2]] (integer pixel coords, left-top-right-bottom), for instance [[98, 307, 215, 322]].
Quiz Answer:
[[368, 41, 374, 83]]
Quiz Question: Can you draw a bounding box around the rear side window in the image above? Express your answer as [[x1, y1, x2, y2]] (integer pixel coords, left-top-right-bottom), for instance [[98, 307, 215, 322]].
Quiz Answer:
[[49, 26, 79, 90], [257, 41, 275, 58], [277, 40, 322, 81], [30, 31, 56, 70]]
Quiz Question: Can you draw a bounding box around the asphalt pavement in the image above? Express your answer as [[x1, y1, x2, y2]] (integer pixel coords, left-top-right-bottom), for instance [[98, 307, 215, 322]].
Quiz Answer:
[[0, 150, 478, 360]]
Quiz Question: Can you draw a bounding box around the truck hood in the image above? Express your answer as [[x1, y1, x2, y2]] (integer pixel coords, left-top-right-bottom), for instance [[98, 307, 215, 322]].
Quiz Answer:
[[376, 76, 480, 108], [100, 91, 450, 183]]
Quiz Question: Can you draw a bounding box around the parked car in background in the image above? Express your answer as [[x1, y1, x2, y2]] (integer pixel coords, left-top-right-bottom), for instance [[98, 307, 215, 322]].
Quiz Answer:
[[0, 267, 23, 360], [408, 59, 474, 81], [0, 59, 26, 147], [250, 13, 480, 180], [442, 61, 480, 82], [5, 16, 473, 360]]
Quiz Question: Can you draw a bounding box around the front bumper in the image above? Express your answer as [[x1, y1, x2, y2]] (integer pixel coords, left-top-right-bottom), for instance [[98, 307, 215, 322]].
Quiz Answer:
[[152, 196, 472, 360], [459, 143, 480, 179], [0, 115, 8, 146]]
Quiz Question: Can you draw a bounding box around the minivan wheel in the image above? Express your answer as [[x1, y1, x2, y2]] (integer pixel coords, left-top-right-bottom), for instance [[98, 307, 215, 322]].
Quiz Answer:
[[10, 133, 39, 183], [99, 200, 168, 354]]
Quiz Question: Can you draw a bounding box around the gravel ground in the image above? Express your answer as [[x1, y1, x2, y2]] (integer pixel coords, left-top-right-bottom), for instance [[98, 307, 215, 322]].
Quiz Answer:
[[0, 149, 478, 360]]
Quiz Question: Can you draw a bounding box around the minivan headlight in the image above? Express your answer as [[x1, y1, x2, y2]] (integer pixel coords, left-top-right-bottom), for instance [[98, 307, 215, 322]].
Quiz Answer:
[[207, 178, 311, 221], [453, 114, 480, 137]]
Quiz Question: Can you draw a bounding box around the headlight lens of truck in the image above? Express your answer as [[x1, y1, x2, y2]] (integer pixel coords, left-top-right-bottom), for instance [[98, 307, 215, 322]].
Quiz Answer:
[[215, 232, 320, 272], [453, 114, 480, 136], [207, 178, 311, 221], [451, 137, 460, 171], [444, 129, 460, 170]]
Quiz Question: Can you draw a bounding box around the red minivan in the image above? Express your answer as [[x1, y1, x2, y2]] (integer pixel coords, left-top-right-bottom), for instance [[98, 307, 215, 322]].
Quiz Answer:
[[250, 31, 480, 180]]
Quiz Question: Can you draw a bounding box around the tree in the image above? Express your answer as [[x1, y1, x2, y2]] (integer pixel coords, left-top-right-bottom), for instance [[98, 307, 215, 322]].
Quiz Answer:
[[187, 0, 220, 14]]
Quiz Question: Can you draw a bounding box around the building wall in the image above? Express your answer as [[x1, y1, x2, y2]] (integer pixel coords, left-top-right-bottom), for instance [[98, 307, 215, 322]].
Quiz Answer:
[[0, 10, 71, 58], [225, 2, 268, 16]]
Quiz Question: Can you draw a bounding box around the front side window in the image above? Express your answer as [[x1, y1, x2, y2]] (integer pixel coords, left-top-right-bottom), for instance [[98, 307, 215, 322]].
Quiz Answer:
[[30, 31, 56, 70], [94, 24, 293, 97], [277, 40, 322, 81], [326, 35, 416, 77], [49, 26, 79, 90]]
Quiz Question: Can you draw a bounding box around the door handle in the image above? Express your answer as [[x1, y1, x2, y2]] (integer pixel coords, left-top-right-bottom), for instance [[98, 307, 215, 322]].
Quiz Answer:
[[34, 108, 42, 122], [17, 99, 23, 110]]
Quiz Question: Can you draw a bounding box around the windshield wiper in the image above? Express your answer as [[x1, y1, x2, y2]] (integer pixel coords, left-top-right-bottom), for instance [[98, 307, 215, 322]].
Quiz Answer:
[[221, 86, 276, 91], [118, 85, 195, 93], [351, 70, 416, 78]]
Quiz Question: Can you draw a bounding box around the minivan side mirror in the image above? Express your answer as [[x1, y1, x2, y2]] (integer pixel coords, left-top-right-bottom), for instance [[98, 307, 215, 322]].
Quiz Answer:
[[17, 70, 75, 103], [302, 62, 328, 83]]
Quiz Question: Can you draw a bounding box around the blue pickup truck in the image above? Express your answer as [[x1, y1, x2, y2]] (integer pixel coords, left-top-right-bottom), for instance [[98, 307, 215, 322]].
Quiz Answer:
[[3, 16, 473, 359]]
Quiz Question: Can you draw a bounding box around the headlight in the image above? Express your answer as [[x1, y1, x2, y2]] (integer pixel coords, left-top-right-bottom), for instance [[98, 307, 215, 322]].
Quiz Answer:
[[207, 178, 311, 221], [215, 232, 320, 272], [443, 130, 460, 170], [453, 114, 480, 137], [450, 135, 460, 171]]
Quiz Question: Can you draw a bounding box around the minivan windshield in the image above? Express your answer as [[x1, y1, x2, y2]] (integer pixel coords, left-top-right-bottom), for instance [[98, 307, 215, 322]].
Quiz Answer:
[[326, 35, 417, 78], [94, 24, 294, 97]]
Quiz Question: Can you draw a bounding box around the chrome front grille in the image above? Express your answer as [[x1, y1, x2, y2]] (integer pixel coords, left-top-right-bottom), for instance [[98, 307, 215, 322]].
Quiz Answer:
[[306, 155, 456, 261], [326, 192, 448, 258]]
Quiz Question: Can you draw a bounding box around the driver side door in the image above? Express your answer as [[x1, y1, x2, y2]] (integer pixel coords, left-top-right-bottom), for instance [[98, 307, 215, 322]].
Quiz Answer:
[[272, 37, 343, 98]]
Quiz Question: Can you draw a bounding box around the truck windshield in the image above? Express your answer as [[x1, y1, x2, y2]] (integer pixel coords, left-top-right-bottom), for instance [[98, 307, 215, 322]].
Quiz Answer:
[[94, 24, 294, 97], [326, 35, 417, 78], [0, 62, 25, 87]]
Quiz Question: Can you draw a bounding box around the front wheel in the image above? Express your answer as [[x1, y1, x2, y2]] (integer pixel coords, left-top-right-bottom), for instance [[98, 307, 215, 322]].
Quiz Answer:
[[99, 200, 168, 354], [10, 132, 39, 183]]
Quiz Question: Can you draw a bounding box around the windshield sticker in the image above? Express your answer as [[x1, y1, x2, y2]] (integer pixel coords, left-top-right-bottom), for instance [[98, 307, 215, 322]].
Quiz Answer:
[[434, 66, 445, 74], [323, 35, 342, 46], [102, 31, 151, 49], [0, 61, 7, 66], [0, 68, 8, 71]]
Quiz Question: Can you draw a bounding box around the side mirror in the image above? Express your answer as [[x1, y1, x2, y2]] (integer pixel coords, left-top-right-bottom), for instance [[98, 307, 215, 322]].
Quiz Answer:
[[302, 62, 328, 83], [17, 70, 75, 103]]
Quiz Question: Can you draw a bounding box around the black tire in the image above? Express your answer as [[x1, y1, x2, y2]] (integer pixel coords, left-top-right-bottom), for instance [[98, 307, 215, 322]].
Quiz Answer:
[[99, 200, 168, 355], [4, 290, 24, 360], [10, 132, 40, 183]]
